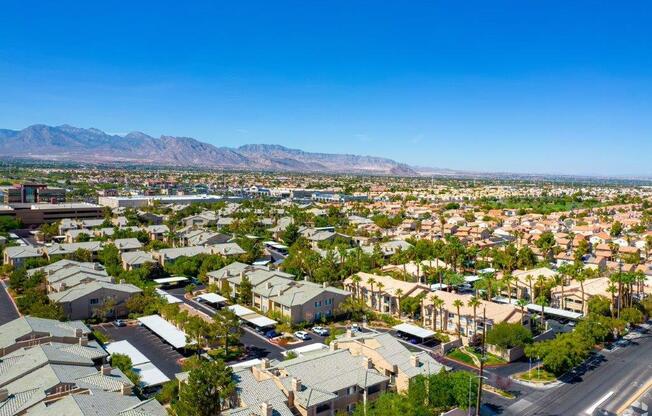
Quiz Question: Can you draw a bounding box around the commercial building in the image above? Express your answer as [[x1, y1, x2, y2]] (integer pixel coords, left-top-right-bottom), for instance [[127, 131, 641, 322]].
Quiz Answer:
[[9, 203, 104, 226], [0, 183, 66, 205], [98, 194, 228, 208]]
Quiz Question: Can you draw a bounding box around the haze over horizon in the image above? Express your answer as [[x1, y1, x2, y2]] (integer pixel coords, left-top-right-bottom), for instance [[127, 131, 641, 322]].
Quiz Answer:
[[1, 1, 651, 176]]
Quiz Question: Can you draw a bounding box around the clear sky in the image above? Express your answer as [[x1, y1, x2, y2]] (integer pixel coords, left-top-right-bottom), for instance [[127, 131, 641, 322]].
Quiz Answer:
[[0, 1, 650, 176]]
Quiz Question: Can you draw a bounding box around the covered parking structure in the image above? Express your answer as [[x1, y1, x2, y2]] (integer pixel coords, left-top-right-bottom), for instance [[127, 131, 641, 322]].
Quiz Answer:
[[195, 292, 227, 308], [227, 304, 277, 330], [138, 314, 195, 350], [153, 276, 188, 289], [526, 304, 583, 321], [392, 323, 436, 343], [106, 340, 170, 389]]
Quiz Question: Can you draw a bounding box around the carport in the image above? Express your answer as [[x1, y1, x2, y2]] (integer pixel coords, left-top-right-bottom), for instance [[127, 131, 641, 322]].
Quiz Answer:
[[392, 323, 436, 343], [106, 340, 170, 389], [138, 315, 195, 349], [526, 304, 583, 321], [227, 304, 277, 330], [195, 292, 227, 307]]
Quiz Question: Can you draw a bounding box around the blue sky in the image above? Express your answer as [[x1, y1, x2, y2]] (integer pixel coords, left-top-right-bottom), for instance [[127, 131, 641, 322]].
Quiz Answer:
[[0, 1, 651, 175]]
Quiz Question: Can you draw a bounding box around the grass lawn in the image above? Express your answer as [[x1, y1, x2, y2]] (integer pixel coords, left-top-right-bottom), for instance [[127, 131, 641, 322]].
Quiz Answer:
[[446, 348, 507, 367], [515, 367, 557, 383]]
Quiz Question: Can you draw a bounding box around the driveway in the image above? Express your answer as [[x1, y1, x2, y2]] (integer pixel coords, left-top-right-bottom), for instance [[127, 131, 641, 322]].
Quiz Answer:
[[0, 280, 19, 325], [97, 324, 183, 379]]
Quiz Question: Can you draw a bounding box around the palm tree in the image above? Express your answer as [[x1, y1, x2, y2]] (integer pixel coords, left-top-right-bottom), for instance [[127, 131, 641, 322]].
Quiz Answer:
[[516, 298, 528, 326], [350, 274, 362, 300], [453, 299, 464, 340], [376, 282, 385, 313], [525, 274, 535, 301], [367, 277, 376, 308], [395, 288, 404, 317], [503, 272, 515, 303], [575, 267, 588, 314], [607, 282, 617, 318], [536, 296, 548, 330], [535, 274, 548, 299], [467, 296, 481, 336], [435, 297, 446, 332], [429, 294, 440, 331]]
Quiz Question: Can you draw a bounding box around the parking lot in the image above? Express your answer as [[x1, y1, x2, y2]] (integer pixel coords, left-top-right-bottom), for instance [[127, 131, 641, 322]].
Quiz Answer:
[[96, 323, 184, 379]]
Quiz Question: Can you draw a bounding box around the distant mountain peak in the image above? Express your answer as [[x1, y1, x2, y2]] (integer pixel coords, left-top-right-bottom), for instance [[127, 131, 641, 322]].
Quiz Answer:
[[0, 124, 418, 175]]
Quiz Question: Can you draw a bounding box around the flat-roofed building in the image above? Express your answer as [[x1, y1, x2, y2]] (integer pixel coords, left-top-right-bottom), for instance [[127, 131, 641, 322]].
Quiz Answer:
[[10, 202, 103, 226]]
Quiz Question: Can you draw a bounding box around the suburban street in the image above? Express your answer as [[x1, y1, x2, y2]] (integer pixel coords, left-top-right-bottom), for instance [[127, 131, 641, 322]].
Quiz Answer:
[[498, 324, 652, 416]]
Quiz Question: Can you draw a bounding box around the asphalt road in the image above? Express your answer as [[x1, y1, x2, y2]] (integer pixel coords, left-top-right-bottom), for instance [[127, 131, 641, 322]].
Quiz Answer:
[[501, 324, 652, 416], [0, 280, 19, 325]]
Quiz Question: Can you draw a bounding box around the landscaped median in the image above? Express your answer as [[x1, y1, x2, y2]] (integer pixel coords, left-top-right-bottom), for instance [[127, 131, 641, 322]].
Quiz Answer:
[[446, 347, 507, 368], [513, 366, 558, 385]]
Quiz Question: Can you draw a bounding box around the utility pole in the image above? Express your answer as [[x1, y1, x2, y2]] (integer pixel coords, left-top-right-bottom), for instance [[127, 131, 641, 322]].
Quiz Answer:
[[475, 307, 486, 416]]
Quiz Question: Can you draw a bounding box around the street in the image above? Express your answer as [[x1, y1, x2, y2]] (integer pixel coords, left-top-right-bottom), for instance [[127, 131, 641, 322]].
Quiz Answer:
[[499, 325, 652, 416]]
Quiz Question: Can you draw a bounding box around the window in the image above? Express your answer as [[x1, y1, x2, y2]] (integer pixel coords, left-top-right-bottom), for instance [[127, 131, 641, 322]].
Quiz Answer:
[[367, 384, 381, 395], [314, 301, 322, 307], [90, 298, 99, 305], [316, 404, 331, 413]]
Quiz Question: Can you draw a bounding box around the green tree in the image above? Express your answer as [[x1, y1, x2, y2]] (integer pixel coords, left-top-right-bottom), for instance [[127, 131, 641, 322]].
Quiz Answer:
[[486, 322, 533, 351], [173, 359, 235, 416], [111, 353, 141, 386], [238, 276, 253, 305]]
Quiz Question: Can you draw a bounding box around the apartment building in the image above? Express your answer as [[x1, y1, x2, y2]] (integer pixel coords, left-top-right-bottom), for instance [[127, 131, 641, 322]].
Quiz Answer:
[[333, 332, 449, 392], [0, 317, 165, 416], [209, 263, 351, 323], [344, 272, 430, 316], [421, 291, 526, 340]]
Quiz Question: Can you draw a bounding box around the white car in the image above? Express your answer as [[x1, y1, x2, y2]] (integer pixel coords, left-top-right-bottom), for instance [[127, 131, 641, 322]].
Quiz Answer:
[[312, 326, 329, 336], [294, 331, 311, 340]]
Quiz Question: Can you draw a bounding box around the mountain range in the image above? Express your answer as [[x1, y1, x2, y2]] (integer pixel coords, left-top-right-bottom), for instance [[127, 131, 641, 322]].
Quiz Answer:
[[0, 124, 419, 175]]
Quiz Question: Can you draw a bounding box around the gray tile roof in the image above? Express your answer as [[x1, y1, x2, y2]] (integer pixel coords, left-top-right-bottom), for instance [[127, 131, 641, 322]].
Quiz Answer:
[[272, 349, 388, 407], [48, 282, 141, 304], [0, 317, 90, 350]]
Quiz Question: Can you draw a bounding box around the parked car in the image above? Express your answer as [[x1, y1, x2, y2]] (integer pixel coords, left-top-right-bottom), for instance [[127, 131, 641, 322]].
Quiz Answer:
[[294, 331, 311, 340], [114, 319, 126, 327], [265, 330, 279, 339], [351, 323, 360, 333], [312, 326, 329, 336]]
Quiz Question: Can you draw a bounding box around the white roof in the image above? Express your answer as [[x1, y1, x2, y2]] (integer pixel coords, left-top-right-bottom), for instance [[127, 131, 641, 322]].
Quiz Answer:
[[227, 304, 277, 328], [134, 362, 170, 387], [284, 342, 328, 357], [229, 358, 263, 370], [106, 340, 171, 387], [106, 340, 150, 366], [196, 292, 227, 304], [392, 323, 436, 339], [526, 304, 583, 320], [154, 276, 188, 284], [464, 275, 482, 283], [155, 288, 183, 304], [246, 315, 277, 328], [227, 304, 255, 317], [138, 315, 193, 349]]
